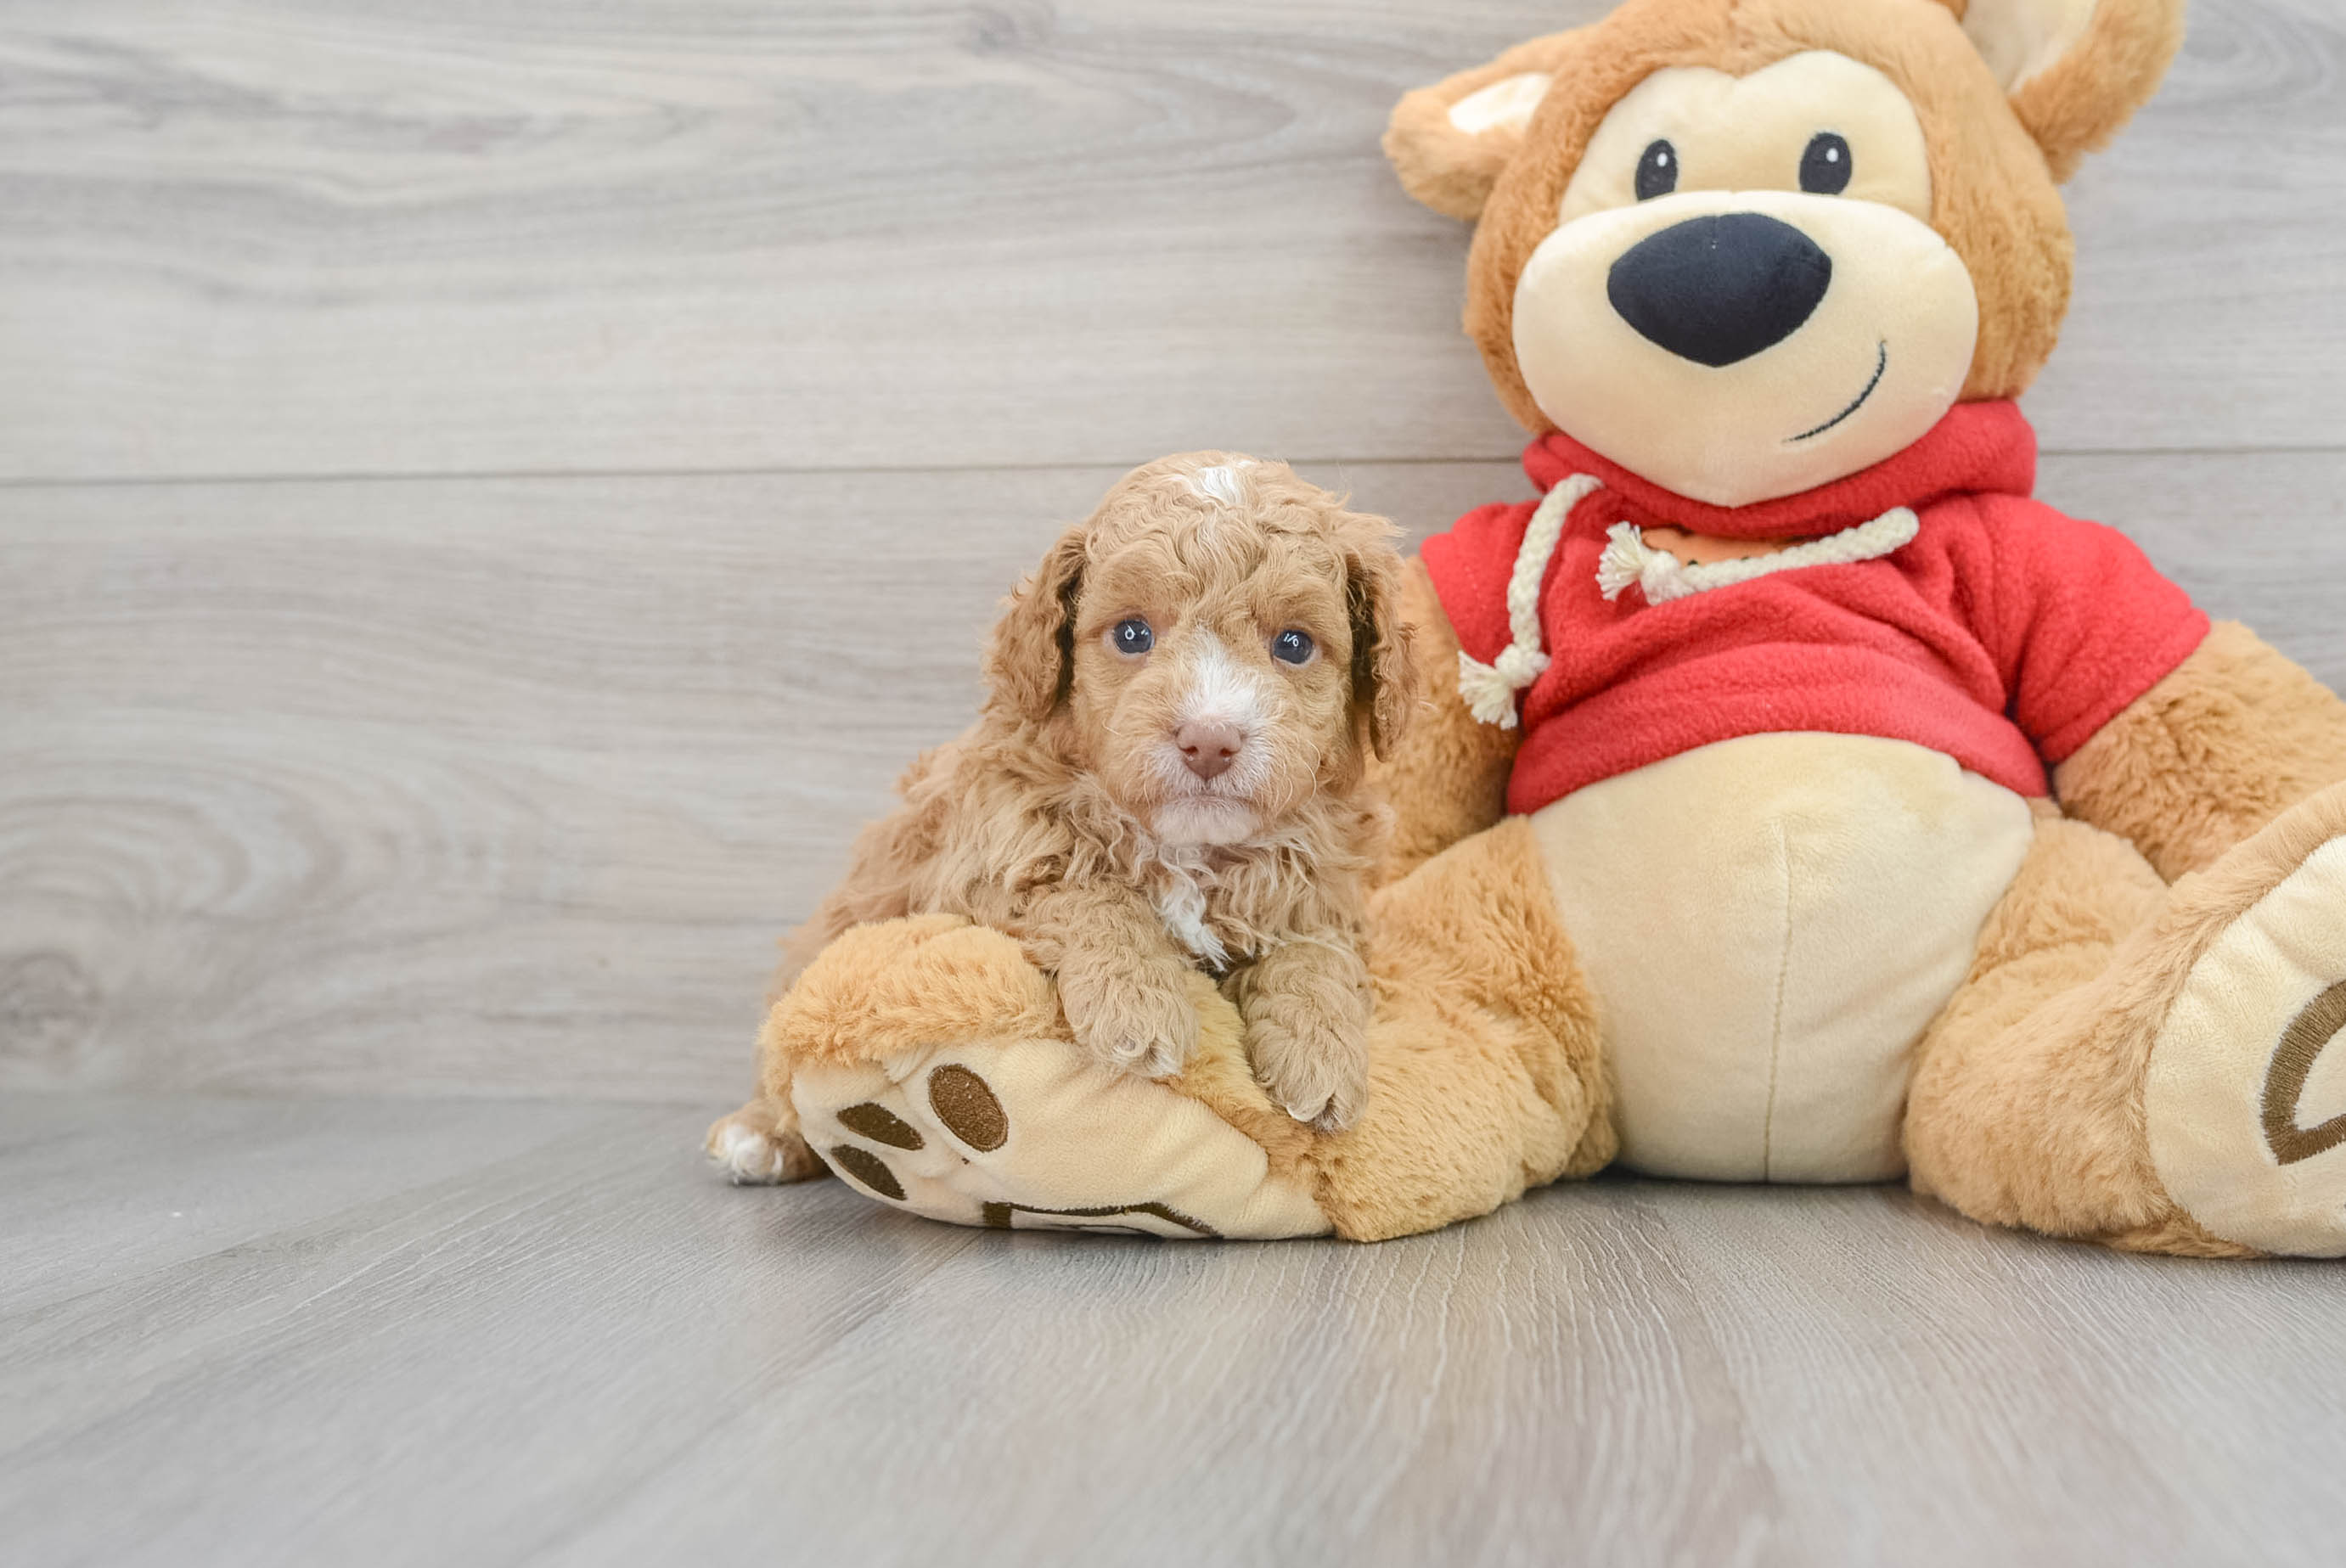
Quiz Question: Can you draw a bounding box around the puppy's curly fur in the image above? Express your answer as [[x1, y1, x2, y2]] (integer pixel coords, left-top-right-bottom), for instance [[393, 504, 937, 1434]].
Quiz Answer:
[[712, 452, 1419, 1181]]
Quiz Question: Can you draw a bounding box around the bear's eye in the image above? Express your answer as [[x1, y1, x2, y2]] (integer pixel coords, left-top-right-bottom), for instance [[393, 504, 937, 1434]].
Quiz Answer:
[[1800, 132, 1853, 195], [1270, 629, 1315, 666], [1634, 139, 1679, 201], [1111, 617, 1153, 655]]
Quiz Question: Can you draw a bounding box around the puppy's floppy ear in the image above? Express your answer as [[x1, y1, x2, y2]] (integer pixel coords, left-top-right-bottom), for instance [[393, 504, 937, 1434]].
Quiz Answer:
[[1340, 520, 1421, 762], [1384, 31, 1584, 222], [983, 522, 1089, 728], [1948, 0, 2186, 181]]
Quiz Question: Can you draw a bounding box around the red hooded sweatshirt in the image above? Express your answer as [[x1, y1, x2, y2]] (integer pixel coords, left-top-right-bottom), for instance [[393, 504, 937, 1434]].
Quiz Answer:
[[1420, 401, 2209, 816]]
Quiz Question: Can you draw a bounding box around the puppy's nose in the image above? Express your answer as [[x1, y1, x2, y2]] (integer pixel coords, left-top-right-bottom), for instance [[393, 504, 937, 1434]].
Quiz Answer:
[[1606, 212, 1832, 368], [1175, 721, 1242, 780]]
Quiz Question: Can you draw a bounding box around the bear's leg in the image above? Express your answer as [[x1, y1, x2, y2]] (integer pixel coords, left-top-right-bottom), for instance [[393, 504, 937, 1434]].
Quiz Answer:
[[1305, 816, 1614, 1240], [1905, 784, 2346, 1256]]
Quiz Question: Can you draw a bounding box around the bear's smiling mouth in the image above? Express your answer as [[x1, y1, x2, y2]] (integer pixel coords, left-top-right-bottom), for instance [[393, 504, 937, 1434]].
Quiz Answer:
[[1788, 341, 1890, 443]]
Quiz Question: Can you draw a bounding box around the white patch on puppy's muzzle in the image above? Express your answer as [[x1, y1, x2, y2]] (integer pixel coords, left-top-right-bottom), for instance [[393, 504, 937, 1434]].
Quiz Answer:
[[1153, 632, 1273, 845], [1179, 632, 1267, 737]]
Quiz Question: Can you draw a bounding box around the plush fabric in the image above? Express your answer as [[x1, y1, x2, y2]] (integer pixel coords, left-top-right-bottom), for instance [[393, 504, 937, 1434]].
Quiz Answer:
[[1421, 402, 2210, 811], [1532, 733, 2035, 1181], [2145, 828, 2346, 1256], [1905, 783, 2346, 1257], [2055, 621, 2346, 879]]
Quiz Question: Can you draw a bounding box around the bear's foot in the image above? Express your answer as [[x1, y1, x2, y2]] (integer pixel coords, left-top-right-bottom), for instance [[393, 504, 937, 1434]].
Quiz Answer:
[[792, 1045, 1330, 1238], [768, 915, 1331, 1239], [2146, 783, 2346, 1256]]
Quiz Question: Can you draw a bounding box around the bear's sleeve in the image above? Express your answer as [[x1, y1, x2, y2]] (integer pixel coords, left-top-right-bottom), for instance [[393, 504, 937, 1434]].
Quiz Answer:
[[1417, 499, 1539, 668], [1968, 494, 2211, 764]]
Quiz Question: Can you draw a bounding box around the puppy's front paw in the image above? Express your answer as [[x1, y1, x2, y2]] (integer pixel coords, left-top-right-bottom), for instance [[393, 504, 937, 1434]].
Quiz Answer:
[[1246, 1012, 1370, 1132], [1061, 965, 1200, 1081]]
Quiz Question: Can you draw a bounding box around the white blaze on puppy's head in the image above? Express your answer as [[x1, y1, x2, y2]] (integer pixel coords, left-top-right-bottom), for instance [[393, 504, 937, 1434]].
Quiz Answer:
[[1185, 461, 1253, 508]]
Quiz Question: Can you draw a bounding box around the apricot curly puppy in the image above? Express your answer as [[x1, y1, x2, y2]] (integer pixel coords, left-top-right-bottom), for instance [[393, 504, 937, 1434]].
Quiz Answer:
[[710, 453, 1418, 1183]]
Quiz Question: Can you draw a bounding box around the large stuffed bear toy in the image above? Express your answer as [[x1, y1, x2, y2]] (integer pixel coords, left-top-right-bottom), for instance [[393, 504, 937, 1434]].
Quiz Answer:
[[716, 0, 2346, 1256]]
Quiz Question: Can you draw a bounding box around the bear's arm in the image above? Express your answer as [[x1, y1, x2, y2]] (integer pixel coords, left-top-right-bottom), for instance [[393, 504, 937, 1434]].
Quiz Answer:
[[2054, 621, 2346, 880], [1364, 555, 1521, 886]]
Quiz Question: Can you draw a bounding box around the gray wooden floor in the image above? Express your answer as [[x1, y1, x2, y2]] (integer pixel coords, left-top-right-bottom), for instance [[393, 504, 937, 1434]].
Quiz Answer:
[[3, 3, 2344, 1565], [8, 1094, 2346, 1568]]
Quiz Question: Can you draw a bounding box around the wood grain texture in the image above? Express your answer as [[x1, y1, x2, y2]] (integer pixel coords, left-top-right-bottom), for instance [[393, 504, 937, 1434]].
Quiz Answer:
[[3, 1093, 2343, 1568], [0, 0, 2336, 482], [4, 452, 2343, 1104]]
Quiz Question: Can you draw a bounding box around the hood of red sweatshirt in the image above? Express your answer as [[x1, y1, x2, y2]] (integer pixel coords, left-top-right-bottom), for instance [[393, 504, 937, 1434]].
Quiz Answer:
[[1523, 400, 2039, 542]]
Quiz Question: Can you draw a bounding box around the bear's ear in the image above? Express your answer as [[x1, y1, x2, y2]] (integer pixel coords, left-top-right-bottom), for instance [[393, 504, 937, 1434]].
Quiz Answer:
[[1384, 33, 1585, 222], [1950, 0, 2187, 181]]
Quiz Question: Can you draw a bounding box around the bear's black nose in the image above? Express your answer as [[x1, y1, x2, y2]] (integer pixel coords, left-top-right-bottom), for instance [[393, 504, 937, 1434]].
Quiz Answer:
[[1606, 213, 1833, 368]]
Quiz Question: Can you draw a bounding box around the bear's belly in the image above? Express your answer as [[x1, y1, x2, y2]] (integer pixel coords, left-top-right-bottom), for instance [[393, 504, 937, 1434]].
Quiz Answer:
[[1528, 733, 2037, 1182]]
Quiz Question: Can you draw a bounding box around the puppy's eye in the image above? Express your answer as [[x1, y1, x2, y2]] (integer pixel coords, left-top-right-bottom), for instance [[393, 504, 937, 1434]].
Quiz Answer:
[[1800, 132, 1852, 195], [1110, 617, 1153, 655], [1634, 139, 1678, 201], [1270, 629, 1315, 666]]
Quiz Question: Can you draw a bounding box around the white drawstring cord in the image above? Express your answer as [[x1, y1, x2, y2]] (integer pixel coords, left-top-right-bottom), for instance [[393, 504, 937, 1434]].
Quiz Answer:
[[1454, 474, 1601, 729], [1455, 475, 1922, 728], [1595, 508, 1921, 605]]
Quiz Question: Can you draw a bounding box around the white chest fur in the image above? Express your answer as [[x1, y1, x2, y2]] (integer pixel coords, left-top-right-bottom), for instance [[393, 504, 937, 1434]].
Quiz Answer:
[[1151, 852, 1231, 969], [1529, 733, 2037, 1182]]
